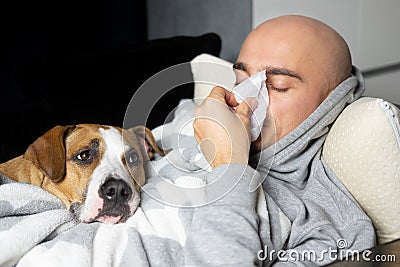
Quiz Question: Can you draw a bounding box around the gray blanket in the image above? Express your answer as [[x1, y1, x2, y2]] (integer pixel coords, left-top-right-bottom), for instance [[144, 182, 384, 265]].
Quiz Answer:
[[0, 100, 277, 266]]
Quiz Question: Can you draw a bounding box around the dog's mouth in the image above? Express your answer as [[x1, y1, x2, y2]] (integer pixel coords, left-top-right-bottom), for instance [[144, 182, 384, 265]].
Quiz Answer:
[[70, 201, 132, 224], [94, 204, 131, 223]]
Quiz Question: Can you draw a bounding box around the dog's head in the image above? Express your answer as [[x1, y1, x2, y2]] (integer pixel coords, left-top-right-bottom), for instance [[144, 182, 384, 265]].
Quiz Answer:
[[23, 124, 165, 224]]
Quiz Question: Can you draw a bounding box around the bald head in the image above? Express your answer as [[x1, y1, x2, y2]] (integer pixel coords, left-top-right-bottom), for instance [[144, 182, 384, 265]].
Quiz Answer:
[[247, 15, 352, 90]]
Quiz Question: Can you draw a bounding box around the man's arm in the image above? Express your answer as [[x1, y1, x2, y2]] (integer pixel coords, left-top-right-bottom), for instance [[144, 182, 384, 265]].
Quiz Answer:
[[183, 164, 265, 266], [184, 89, 265, 265]]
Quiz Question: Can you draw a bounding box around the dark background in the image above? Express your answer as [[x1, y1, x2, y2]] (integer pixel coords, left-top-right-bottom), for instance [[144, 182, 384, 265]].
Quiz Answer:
[[0, 0, 221, 162]]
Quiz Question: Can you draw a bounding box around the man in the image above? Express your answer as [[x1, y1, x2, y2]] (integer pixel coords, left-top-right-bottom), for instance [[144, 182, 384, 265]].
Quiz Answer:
[[191, 14, 375, 265]]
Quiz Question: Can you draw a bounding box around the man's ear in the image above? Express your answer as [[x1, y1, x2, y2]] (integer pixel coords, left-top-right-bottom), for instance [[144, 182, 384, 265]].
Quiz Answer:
[[23, 125, 76, 182], [129, 125, 166, 160]]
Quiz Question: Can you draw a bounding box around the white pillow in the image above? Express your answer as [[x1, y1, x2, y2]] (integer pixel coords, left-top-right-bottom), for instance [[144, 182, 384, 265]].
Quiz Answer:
[[323, 97, 400, 244], [190, 53, 236, 105]]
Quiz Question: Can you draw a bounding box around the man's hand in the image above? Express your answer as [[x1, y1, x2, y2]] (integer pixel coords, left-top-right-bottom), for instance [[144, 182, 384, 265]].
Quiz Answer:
[[193, 86, 257, 169]]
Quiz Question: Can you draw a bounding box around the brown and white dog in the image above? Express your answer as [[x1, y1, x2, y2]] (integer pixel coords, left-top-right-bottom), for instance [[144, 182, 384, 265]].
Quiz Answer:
[[0, 124, 165, 224]]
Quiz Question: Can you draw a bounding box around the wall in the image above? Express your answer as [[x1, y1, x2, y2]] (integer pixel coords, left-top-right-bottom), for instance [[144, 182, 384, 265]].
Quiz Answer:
[[252, 0, 400, 103], [146, 0, 252, 62]]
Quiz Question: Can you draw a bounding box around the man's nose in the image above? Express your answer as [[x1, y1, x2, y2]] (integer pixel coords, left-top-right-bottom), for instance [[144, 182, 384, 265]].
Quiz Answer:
[[100, 178, 132, 204]]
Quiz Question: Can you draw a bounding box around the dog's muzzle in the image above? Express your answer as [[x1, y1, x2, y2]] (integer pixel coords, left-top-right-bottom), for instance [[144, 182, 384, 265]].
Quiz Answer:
[[93, 177, 132, 222], [100, 177, 132, 205], [70, 176, 139, 224]]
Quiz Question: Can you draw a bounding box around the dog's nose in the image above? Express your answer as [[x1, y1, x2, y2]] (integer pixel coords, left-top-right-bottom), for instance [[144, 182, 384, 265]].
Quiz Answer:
[[100, 178, 132, 204]]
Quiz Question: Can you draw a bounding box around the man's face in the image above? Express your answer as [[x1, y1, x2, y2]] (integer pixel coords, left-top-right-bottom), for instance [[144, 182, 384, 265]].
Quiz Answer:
[[234, 25, 331, 149]]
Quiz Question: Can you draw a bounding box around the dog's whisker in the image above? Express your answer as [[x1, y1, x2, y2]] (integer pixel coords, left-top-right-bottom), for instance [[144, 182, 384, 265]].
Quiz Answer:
[[69, 202, 83, 221]]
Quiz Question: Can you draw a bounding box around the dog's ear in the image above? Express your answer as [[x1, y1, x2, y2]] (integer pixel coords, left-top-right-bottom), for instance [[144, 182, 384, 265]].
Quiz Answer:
[[129, 125, 166, 160], [23, 125, 76, 182]]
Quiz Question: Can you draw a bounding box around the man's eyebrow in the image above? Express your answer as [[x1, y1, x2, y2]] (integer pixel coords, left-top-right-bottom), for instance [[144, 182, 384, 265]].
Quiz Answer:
[[265, 67, 303, 81], [233, 63, 303, 81], [233, 62, 247, 71]]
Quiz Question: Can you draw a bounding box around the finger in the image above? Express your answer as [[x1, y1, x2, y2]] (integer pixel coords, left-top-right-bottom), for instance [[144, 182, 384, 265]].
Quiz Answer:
[[207, 86, 238, 107], [225, 90, 239, 107], [236, 97, 258, 118]]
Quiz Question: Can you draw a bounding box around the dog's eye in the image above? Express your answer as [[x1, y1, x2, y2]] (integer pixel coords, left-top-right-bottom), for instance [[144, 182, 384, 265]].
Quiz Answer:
[[76, 150, 92, 162], [126, 150, 139, 166]]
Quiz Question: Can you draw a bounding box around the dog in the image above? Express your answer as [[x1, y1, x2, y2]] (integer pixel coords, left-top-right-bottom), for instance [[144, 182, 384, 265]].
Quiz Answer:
[[0, 124, 165, 224]]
